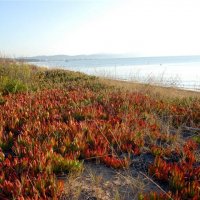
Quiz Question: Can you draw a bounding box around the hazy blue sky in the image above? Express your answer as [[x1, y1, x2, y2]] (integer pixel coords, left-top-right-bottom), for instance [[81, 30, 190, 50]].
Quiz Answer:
[[1, 0, 200, 57]]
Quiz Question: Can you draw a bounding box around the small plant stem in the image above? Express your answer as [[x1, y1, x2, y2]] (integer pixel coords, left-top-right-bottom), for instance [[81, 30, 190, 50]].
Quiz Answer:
[[139, 171, 173, 200]]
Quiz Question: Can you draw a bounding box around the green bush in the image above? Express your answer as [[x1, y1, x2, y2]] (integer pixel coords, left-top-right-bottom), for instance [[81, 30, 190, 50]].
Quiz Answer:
[[0, 93, 6, 105], [1, 78, 27, 94]]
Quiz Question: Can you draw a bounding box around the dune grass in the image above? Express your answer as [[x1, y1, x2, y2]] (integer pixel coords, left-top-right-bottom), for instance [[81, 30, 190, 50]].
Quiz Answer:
[[0, 58, 200, 199]]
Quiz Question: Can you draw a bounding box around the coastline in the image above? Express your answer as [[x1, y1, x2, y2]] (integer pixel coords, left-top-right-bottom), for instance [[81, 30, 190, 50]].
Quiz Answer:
[[100, 77, 200, 98], [28, 61, 200, 98], [27, 60, 200, 93]]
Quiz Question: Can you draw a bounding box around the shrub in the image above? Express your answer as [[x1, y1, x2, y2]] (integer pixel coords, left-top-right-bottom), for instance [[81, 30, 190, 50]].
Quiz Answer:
[[1, 78, 27, 94]]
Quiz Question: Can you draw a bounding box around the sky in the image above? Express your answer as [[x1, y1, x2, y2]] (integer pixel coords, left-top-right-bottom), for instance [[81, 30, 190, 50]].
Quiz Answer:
[[1, 0, 200, 57]]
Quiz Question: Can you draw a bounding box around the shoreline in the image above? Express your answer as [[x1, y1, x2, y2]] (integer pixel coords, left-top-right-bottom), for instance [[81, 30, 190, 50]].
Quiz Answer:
[[27, 61, 200, 94], [99, 77, 200, 99], [28, 62, 200, 98], [101, 76, 200, 93]]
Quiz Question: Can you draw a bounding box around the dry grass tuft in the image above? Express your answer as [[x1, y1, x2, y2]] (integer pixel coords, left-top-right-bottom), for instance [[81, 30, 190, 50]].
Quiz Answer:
[[100, 78, 200, 99]]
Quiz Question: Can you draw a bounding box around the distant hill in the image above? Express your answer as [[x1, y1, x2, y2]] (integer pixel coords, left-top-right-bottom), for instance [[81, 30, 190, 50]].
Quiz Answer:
[[17, 54, 133, 62], [17, 54, 200, 63]]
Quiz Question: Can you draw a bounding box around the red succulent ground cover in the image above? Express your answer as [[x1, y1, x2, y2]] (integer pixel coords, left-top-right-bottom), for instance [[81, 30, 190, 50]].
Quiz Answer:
[[0, 87, 200, 199]]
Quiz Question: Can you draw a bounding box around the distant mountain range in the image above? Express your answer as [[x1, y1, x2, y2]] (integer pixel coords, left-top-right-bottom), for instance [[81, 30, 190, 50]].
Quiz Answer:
[[17, 54, 200, 63]]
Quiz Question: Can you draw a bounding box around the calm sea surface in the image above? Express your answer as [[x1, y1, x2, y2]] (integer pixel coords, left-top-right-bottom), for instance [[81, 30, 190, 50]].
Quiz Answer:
[[29, 58, 200, 91]]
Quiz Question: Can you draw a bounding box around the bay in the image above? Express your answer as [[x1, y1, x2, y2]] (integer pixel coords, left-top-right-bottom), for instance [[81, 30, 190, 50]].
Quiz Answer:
[[29, 57, 200, 91]]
